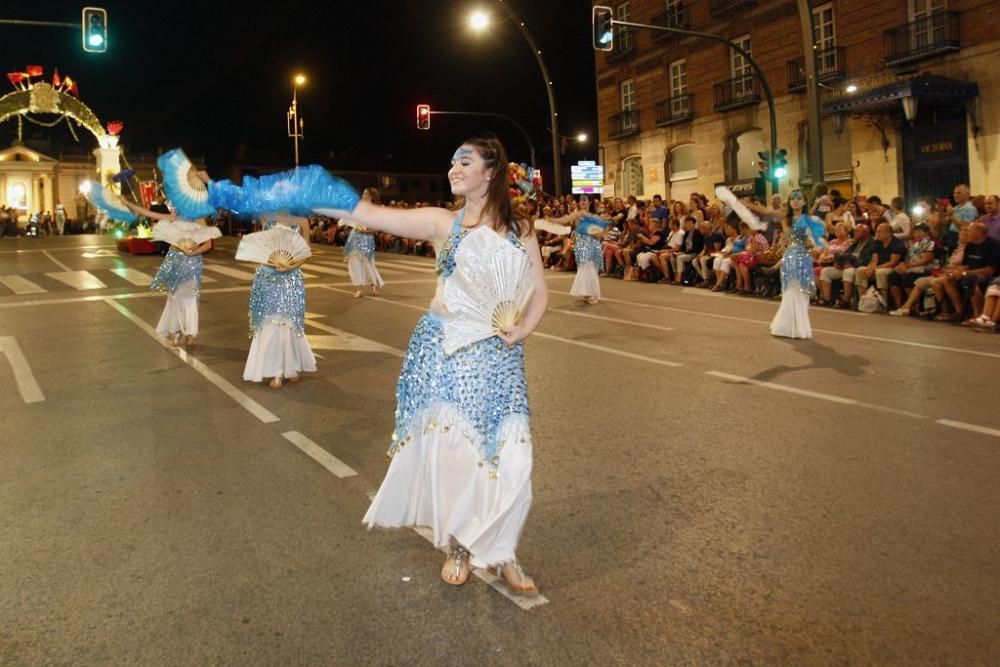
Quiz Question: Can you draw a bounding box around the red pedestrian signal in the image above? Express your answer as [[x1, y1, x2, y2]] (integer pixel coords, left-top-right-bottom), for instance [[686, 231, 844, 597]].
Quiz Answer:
[[416, 104, 431, 130]]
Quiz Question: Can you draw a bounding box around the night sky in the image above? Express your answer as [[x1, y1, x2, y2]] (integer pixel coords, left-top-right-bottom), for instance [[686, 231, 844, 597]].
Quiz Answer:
[[1, 0, 597, 179]]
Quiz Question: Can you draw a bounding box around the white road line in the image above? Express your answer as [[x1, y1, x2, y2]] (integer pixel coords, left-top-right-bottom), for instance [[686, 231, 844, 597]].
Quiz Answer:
[[322, 287, 683, 368], [281, 431, 358, 478], [936, 419, 1000, 438], [550, 307, 674, 332], [705, 371, 858, 405], [104, 299, 280, 424], [110, 268, 154, 286], [380, 257, 436, 269], [0, 336, 45, 403], [203, 263, 257, 280], [301, 263, 350, 277], [0, 275, 47, 294], [202, 275, 218, 283], [0, 279, 439, 310], [552, 290, 1000, 361], [0, 244, 117, 255], [377, 260, 437, 273], [46, 271, 107, 290], [41, 250, 72, 271], [304, 319, 406, 357]]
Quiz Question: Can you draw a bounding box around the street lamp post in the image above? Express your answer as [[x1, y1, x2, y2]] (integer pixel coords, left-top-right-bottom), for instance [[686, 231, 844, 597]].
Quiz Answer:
[[288, 74, 306, 167], [796, 0, 824, 187], [470, 1, 563, 196]]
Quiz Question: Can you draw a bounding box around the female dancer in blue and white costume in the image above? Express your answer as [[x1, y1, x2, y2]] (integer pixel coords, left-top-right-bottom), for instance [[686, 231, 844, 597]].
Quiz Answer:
[[318, 135, 547, 596], [125, 201, 216, 347], [549, 195, 607, 304], [770, 190, 826, 339], [243, 213, 316, 388], [343, 188, 384, 298]]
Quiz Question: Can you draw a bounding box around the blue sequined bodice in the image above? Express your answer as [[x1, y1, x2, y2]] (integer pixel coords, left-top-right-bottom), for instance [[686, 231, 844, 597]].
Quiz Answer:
[[344, 228, 376, 260], [151, 247, 203, 295], [435, 209, 523, 278], [781, 215, 820, 296], [574, 229, 604, 272]]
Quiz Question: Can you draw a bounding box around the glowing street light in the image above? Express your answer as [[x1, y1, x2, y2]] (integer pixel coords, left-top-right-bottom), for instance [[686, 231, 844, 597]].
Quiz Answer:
[[469, 10, 490, 32], [289, 73, 306, 166], [467, 3, 563, 194], [845, 83, 859, 94], [576, 133, 588, 143]]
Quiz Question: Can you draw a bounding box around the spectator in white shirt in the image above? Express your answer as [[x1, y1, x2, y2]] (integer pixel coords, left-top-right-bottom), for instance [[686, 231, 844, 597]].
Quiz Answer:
[[890, 197, 912, 240]]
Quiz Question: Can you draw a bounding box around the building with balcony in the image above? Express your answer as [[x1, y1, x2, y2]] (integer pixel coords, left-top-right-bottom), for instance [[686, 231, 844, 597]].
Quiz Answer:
[[594, 0, 999, 205]]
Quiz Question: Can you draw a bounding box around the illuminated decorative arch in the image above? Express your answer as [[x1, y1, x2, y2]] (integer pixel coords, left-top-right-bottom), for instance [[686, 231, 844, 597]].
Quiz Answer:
[[0, 83, 106, 144]]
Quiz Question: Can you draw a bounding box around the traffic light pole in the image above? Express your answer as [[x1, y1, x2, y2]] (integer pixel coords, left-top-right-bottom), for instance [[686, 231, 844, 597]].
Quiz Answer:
[[495, 0, 561, 196], [609, 18, 779, 199], [429, 110, 537, 172]]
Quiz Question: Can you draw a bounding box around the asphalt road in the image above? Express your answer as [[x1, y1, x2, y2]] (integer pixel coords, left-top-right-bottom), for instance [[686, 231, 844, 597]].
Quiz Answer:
[[1, 234, 998, 666]]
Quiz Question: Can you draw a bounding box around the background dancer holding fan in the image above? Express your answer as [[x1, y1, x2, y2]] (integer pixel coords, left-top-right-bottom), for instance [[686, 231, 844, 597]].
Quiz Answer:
[[126, 201, 218, 347], [342, 188, 385, 298], [82, 179, 218, 348], [237, 212, 315, 388], [315, 135, 547, 597], [546, 194, 608, 304]]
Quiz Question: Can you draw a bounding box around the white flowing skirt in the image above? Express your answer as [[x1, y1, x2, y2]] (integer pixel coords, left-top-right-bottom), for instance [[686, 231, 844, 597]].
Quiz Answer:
[[363, 404, 533, 569], [155, 282, 199, 338], [770, 279, 812, 339], [242, 318, 317, 382], [570, 261, 600, 299], [347, 253, 384, 289]]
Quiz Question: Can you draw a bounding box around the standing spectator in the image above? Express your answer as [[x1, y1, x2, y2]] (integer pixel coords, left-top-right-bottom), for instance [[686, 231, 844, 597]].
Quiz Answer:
[[978, 194, 1000, 242], [649, 194, 669, 226], [946, 183, 978, 233], [889, 197, 912, 240], [826, 196, 855, 233]]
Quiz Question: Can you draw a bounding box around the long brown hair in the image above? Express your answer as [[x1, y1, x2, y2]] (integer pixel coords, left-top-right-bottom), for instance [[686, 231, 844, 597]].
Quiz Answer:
[[362, 187, 381, 205], [463, 134, 529, 238]]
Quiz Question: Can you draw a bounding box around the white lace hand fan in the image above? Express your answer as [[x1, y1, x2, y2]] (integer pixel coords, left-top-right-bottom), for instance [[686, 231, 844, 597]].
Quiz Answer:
[[534, 219, 571, 236], [715, 185, 767, 231], [442, 226, 534, 355], [152, 221, 221, 251], [235, 226, 311, 267]]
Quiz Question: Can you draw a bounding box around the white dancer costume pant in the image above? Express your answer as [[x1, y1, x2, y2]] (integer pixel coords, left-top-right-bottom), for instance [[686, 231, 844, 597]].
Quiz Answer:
[[243, 318, 317, 382], [770, 279, 812, 339], [347, 253, 384, 289], [155, 282, 199, 338], [570, 261, 601, 299]]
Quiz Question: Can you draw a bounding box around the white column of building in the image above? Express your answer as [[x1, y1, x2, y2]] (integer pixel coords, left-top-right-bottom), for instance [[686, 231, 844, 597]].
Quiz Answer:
[[42, 173, 55, 213], [31, 175, 41, 214]]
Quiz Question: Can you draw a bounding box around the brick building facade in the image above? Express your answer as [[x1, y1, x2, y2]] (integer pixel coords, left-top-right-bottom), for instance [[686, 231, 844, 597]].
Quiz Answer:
[[594, 0, 999, 204]]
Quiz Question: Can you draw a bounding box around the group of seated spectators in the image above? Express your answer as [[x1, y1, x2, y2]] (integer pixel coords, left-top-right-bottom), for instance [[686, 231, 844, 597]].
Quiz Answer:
[[528, 183, 1000, 331], [306, 200, 449, 257]]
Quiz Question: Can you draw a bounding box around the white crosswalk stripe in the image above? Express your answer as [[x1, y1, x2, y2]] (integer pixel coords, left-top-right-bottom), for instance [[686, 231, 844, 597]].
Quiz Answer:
[[110, 268, 154, 286], [0, 275, 46, 294], [203, 263, 257, 281], [46, 271, 107, 290]]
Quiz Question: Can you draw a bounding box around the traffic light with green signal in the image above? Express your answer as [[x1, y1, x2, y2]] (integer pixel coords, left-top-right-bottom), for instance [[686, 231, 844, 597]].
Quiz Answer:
[[772, 149, 788, 179], [82, 7, 108, 53], [593, 6, 614, 51]]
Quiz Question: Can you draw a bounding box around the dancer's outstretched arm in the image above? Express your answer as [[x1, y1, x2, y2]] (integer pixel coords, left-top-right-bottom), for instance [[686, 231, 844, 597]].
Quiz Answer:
[[314, 201, 454, 244]]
